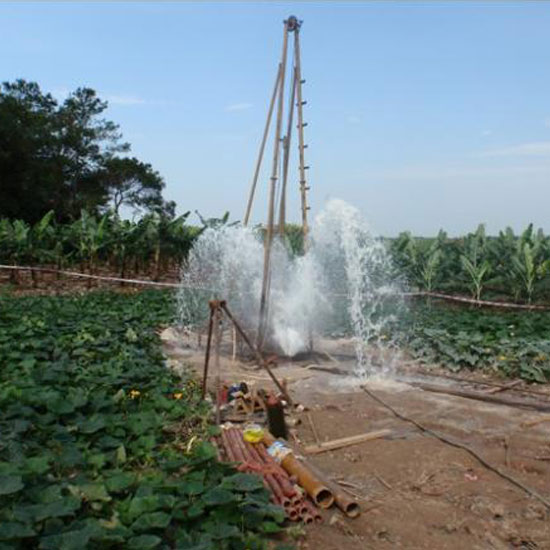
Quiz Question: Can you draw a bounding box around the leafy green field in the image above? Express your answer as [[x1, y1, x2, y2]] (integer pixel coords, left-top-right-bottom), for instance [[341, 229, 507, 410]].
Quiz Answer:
[[0, 290, 285, 549], [399, 302, 550, 382]]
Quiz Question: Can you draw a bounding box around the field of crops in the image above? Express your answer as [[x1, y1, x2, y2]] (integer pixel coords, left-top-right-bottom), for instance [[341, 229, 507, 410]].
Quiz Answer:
[[398, 302, 550, 382], [389, 224, 550, 304], [0, 290, 287, 549], [3, 211, 550, 306]]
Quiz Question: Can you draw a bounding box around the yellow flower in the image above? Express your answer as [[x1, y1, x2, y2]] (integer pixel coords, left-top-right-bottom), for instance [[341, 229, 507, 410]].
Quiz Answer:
[[129, 389, 141, 399], [174, 392, 183, 400], [498, 355, 507, 361]]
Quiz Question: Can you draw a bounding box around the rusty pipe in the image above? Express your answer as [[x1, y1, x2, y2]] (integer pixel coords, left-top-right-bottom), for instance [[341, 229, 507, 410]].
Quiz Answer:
[[221, 430, 287, 510], [220, 430, 238, 462], [221, 431, 280, 505], [284, 504, 300, 522], [224, 428, 248, 464], [227, 429, 289, 507], [256, 441, 293, 479], [303, 499, 323, 523], [263, 432, 334, 509], [268, 431, 361, 519], [296, 454, 361, 518], [302, 513, 314, 524], [240, 435, 297, 498]]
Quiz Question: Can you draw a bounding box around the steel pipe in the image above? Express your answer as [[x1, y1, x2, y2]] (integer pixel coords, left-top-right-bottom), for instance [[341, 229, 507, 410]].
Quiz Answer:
[[263, 433, 334, 508]]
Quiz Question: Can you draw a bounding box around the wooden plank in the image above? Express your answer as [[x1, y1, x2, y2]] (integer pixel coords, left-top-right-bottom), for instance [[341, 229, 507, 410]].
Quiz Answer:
[[304, 429, 391, 455], [484, 380, 522, 394]]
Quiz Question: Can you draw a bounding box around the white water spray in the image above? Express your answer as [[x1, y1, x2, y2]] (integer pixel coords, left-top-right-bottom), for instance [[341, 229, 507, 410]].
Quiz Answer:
[[178, 199, 402, 378]]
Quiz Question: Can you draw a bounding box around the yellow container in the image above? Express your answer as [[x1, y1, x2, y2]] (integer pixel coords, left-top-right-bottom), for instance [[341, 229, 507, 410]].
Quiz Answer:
[[243, 423, 264, 443]]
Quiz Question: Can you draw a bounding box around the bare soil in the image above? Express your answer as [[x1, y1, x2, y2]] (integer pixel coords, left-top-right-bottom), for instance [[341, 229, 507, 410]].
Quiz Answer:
[[161, 328, 550, 550]]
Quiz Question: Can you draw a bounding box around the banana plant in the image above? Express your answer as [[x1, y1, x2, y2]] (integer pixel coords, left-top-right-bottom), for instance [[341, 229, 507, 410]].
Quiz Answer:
[[1, 219, 31, 284], [460, 255, 491, 301], [71, 210, 110, 285], [390, 231, 445, 291], [460, 224, 491, 301], [509, 225, 548, 303], [26, 211, 55, 286], [420, 247, 442, 292]]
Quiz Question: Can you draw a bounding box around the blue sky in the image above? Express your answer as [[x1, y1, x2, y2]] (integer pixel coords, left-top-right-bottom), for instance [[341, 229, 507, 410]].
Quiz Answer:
[[1, 2, 549, 236]]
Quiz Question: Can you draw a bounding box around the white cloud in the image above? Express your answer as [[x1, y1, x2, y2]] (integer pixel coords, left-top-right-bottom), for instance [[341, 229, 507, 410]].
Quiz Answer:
[[50, 87, 145, 106], [479, 141, 550, 157], [225, 102, 252, 112], [104, 94, 145, 106]]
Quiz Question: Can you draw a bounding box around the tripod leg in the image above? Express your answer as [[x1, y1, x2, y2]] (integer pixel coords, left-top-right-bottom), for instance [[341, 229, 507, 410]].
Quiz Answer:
[[201, 306, 215, 400]]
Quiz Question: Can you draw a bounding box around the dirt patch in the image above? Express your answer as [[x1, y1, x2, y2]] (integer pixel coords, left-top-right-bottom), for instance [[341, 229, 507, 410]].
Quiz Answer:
[[162, 329, 550, 549]]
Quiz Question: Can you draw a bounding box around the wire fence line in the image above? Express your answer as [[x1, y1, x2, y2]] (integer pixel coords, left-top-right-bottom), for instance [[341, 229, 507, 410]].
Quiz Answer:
[[1, 264, 549, 311]]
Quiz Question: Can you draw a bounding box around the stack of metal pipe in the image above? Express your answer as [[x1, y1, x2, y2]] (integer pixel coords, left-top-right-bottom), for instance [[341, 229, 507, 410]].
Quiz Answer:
[[218, 427, 322, 523]]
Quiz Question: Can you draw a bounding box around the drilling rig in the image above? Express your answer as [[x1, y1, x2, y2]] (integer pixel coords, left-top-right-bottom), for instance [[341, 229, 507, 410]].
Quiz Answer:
[[243, 16, 311, 349]]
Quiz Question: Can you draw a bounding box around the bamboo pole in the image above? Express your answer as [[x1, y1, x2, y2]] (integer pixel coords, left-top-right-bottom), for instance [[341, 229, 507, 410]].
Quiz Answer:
[[257, 19, 290, 347], [244, 65, 282, 226], [278, 67, 297, 236], [293, 25, 310, 249]]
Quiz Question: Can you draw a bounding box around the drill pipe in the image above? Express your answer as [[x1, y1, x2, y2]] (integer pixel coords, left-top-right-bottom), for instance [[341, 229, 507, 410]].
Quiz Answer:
[[254, 441, 306, 506], [302, 499, 323, 523], [226, 429, 290, 508], [284, 503, 300, 522], [233, 432, 292, 509], [220, 430, 279, 504], [256, 440, 292, 479], [302, 513, 314, 525], [220, 430, 238, 462], [241, 436, 297, 498], [263, 433, 334, 509], [224, 429, 283, 504], [296, 454, 361, 518]]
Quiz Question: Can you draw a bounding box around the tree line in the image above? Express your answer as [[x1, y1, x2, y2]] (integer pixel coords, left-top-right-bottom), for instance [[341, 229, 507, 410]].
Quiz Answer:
[[0, 79, 173, 223]]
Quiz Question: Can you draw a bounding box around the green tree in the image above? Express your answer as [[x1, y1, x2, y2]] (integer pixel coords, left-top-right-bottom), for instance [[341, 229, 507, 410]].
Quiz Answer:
[[100, 157, 165, 216], [0, 80, 172, 223]]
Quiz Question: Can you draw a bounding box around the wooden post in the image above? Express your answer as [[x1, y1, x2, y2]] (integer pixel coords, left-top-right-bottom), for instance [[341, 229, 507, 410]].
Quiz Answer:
[[244, 65, 282, 226], [257, 19, 290, 347]]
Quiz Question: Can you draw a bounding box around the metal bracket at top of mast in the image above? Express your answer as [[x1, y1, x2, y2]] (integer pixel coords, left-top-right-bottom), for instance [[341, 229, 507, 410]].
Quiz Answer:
[[286, 15, 302, 32]]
